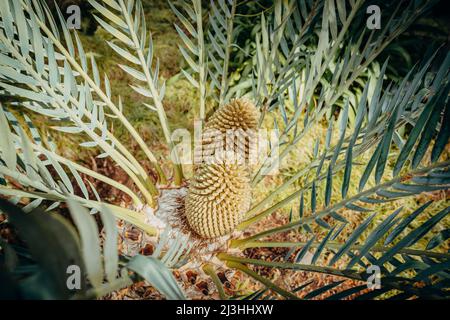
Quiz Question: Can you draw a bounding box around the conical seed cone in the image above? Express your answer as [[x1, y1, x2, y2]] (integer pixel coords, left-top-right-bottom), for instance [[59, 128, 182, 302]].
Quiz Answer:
[[207, 98, 259, 131], [185, 163, 251, 238], [194, 98, 260, 166], [187, 98, 258, 239]]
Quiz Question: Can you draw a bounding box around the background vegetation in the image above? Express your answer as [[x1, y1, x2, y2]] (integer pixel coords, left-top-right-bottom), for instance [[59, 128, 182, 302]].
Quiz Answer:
[[0, 0, 449, 299]]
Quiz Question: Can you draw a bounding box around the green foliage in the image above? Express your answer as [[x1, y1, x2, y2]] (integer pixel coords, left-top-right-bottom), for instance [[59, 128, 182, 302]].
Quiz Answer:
[[0, 0, 449, 300], [0, 198, 185, 300]]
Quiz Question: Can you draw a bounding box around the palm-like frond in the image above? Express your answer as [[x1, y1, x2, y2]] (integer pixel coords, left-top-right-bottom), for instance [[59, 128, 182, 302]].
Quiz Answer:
[[0, 198, 186, 300], [248, 0, 437, 184], [0, 0, 448, 300], [242, 52, 450, 227], [0, 0, 163, 203], [220, 50, 450, 299], [221, 204, 449, 299], [169, 0, 207, 120], [89, 0, 183, 183], [0, 104, 156, 234], [205, 0, 237, 105]]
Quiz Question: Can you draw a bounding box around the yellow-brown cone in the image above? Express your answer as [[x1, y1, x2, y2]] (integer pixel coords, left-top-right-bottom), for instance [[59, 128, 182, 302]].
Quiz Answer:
[[207, 98, 259, 132], [185, 163, 251, 238], [194, 98, 260, 166], [186, 98, 258, 239]]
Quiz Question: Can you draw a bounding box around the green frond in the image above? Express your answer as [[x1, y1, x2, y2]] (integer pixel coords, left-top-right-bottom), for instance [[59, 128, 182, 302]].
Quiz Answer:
[[169, 0, 207, 120], [0, 0, 448, 301], [0, 198, 185, 299], [0, 0, 163, 202], [222, 205, 449, 299], [90, 0, 183, 184]]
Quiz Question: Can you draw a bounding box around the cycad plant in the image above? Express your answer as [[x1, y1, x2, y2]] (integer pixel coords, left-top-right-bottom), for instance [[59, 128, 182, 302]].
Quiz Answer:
[[0, 198, 185, 299], [0, 0, 449, 300]]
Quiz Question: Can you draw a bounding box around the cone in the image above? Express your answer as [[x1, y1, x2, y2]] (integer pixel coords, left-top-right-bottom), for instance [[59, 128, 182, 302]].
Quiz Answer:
[[186, 99, 258, 238]]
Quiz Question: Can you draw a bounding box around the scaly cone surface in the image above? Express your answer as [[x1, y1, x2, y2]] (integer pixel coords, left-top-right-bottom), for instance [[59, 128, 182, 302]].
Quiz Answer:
[[194, 98, 260, 166], [185, 163, 251, 238], [186, 99, 259, 238]]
